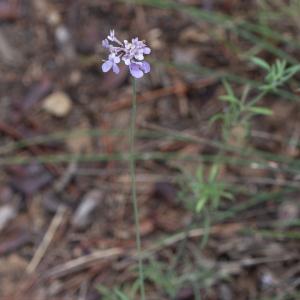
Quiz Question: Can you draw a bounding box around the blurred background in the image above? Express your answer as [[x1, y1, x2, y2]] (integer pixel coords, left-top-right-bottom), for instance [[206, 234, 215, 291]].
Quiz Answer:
[[0, 0, 300, 299]]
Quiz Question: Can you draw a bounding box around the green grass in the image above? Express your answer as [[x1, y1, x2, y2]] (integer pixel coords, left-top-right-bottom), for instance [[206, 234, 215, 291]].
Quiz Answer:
[[2, 127, 300, 182]]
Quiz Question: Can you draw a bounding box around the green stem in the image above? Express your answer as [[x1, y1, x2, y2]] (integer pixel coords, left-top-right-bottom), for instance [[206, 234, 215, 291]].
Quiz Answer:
[[130, 78, 146, 300], [247, 90, 267, 108]]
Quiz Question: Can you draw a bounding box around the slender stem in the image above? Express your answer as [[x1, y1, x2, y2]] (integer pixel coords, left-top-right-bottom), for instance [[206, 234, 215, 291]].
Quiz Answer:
[[130, 78, 146, 300], [247, 90, 267, 108]]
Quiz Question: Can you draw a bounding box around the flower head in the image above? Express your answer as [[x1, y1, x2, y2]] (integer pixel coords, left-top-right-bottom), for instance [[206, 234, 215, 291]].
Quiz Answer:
[[101, 30, 151, 79]]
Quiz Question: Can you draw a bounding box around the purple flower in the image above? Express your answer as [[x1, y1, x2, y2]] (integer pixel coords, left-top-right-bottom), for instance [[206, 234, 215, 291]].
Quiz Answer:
[[129, 63, 144, 79], [141, 61, 150, 73], [129, 61, 151, 78], [101, 30, 151, 79], [101, 53, 120, 74]]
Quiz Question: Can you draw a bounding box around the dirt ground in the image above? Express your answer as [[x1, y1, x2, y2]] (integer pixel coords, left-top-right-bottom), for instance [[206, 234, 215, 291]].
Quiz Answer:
[[0, 0, 300, 299]]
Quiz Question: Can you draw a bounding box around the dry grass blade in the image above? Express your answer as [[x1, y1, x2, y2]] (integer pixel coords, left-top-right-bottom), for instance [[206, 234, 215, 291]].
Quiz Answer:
[[44, 248, 124, 279], [26, 206, 67, 274]]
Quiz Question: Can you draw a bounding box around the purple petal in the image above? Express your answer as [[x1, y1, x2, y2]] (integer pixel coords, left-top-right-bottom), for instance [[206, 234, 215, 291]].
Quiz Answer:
[[143, 47, 151, 54], [112, 63, 120, 74], [132, 38, 139, 44], [129, 64, 144, 79], [108, 29, 115, 41], [113, 56, 120, 64], [135, 52, 144, 60], [102, 60, 113, 72], [102, 39, 109, 49], [141, 61, 150, 73], [123, 56, 131, 65]]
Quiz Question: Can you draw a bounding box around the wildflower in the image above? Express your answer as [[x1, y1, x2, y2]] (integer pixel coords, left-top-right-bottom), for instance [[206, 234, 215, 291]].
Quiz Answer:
[[101, 53, 120, 74], [129, 61, 150, 78], [101, 30, 151, 79]]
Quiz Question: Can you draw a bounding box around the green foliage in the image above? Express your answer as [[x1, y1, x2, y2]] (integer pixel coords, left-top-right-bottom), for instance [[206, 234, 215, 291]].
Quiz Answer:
[[97, 287, 130, 300], [203, 57, 299, 219], [251, 57, 300, 92], [143, 258, 178, 298], [142, 257, 216, 299], [191, 164, 233, 213], [214, 79, 273, 141], [211, 57, 300, 148], [97, 283, 139, 300], [250, 57, 271, 71]]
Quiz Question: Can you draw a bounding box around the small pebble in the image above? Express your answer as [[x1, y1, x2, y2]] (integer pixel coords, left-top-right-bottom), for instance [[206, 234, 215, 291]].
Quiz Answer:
[[43, 91, 72, 117]]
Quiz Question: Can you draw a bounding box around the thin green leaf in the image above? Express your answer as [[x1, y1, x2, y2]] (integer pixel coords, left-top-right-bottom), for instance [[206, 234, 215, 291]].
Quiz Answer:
[[115, 290, 130, 300], [220, 95, 240, 104], [248, 106, 273, 115], [209, 164, 219, 183], [209, 113, 224, 125], [222, 80, 235, 97], [196, 196, 208, 213], [251, 57, 270, 70]]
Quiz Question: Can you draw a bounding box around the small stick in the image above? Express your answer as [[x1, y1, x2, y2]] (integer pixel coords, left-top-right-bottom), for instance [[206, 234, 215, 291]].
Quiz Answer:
[[54, 155, 78, 192], [26, 205, 66, 274], [44, 247, 123, 279], [142, 223, 243, 257]]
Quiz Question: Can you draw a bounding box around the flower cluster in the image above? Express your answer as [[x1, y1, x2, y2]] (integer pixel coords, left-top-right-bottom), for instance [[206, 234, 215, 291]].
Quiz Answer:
[[101, 30, 151, 79]]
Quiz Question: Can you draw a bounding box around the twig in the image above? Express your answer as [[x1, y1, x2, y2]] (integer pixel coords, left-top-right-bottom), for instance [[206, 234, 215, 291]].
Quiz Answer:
[[26, 205, 67, 274], [78, 280, 89, 300], [143, 223, 243, 257], [44, 247, 123, 279], [54, 154, 78, 192]]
